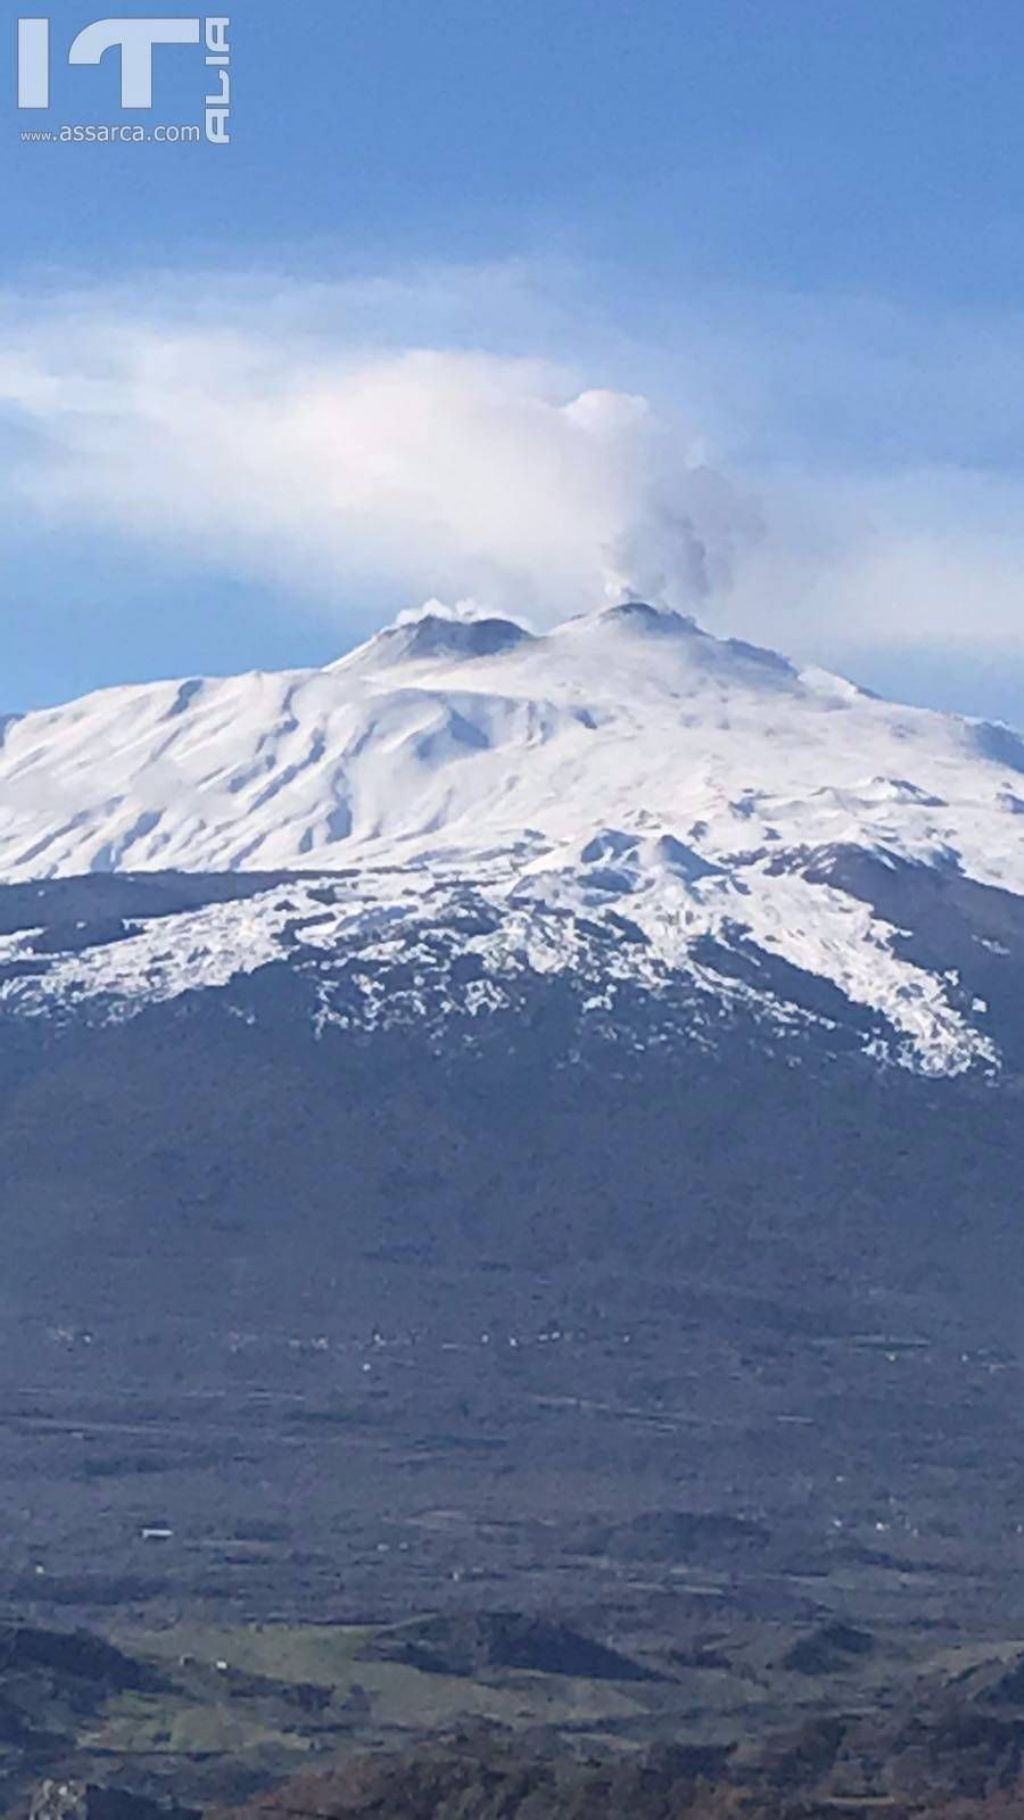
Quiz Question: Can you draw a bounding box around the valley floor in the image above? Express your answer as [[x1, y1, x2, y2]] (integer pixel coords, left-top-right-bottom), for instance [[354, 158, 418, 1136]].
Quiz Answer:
[[4, 1255, 1024, 1813]]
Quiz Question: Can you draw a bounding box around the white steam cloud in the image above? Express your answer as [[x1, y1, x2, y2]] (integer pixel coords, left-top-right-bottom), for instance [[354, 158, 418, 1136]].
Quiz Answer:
[[1, 270, 1024, 695], [0, 302, 757, 626]]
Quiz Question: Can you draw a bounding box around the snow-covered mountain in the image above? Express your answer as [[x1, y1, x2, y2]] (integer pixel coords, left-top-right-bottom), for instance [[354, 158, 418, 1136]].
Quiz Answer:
[[2, 601, 1023, 1077]]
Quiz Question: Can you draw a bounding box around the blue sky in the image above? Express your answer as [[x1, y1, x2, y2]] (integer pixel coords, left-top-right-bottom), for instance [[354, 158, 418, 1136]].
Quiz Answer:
[[3, 0, 1024, 717]]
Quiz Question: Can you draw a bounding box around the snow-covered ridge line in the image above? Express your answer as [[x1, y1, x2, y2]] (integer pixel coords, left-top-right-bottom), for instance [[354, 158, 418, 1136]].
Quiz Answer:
[[0, 845, 999, 1078], [0, 602, 1018, 1075], [1, 603, 1022, 886]]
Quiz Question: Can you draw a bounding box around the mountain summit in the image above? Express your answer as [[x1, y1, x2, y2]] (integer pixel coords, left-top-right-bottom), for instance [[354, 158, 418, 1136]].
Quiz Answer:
[[0, 604, 1022, 1075]]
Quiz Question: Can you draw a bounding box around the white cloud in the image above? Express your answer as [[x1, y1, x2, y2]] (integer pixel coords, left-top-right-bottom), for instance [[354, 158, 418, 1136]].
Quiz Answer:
[[716, 464, 1024, 667], [1, 268, 1024, 677], [0, 290, 756, 627]]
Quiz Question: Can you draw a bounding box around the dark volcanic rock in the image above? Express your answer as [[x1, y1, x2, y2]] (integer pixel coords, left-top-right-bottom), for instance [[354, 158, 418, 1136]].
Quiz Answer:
[[781, 1621, 876, 1675], [975, 1654, 1024, 1707], [28, 1784, 198, 1820], [363, 1610, 655, 1682], [204, 1711, 1024, 1819], [0, 1629, 175, 1818], [0, 1627, 165, 1695], [209, 1744, 727, 1819], [580, 1508, 771, 1563]]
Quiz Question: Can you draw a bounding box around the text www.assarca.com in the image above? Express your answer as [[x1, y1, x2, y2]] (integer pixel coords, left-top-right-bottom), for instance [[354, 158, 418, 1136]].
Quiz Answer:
[[21, 123, 202, 143]]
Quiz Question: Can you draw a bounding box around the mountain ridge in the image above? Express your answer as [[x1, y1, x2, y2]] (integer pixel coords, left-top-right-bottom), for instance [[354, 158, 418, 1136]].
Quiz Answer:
[[0, 603, 1021, 1076]]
